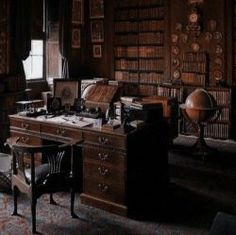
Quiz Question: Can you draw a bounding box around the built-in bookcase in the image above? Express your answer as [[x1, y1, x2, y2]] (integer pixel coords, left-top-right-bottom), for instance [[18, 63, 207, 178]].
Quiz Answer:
[[113, 0, 167, 96]]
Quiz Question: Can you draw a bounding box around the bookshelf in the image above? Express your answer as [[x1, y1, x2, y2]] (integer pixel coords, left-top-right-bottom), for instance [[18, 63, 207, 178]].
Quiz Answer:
[[113, 0, 167, 96]]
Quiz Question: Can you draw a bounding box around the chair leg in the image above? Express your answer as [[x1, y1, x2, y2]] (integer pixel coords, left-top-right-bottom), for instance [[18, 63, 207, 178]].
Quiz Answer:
[[49, 193, 56, 205], [70, 188, 78, 218], [12, 186, 18, 216], [31, 198, 37, 234]]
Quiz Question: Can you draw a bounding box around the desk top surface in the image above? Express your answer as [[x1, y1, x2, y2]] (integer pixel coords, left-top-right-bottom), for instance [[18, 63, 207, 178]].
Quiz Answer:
[[9, 114, 128, 136]]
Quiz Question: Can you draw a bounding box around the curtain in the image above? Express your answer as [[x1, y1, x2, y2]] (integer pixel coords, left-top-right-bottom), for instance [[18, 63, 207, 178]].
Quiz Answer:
[[14, 0, 32, 60], [59, 0, 71, 78], [12, 0, 32, 90]]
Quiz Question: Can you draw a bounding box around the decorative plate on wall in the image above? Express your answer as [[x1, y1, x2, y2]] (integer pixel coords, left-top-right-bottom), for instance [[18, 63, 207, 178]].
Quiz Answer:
[[214, 57, 223, 67], [172, 58, 180, 67], [171, 34, 178, 43], [213, 32, 223, 41], [171, 46, 180, 55], [180, 33, 188, 43], [191, 42, 200, 52], [173, 70, 181, 79], [215, 44, 223, 55], [204, 32, 212, 42], [214, 70, 223, 81]]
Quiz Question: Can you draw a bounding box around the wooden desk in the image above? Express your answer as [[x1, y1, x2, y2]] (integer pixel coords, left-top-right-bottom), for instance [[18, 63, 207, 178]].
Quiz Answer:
[[9, 114, 169, 216]]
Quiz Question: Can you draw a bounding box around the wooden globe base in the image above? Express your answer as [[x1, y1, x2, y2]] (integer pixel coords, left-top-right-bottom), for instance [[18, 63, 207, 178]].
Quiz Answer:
[[192, 123, 216, 160]]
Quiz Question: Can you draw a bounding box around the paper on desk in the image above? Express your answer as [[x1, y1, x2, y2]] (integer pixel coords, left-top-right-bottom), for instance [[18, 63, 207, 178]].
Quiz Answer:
[[36, 115, 93, 128]]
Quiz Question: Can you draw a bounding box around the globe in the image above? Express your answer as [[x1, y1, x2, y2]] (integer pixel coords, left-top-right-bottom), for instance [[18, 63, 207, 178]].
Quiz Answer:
[[180, 88, 220, 159], [180, 88, 218, 123]]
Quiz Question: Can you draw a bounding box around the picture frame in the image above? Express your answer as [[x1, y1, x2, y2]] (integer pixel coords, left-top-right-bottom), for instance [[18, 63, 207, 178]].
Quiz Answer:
[[72, 0, 83, 24], [90, 0, 104, 19], [53, 79, 80, 106], [93, 45, 102, 58], [91, 20, 104, 42], [71, 28, 81, 48]]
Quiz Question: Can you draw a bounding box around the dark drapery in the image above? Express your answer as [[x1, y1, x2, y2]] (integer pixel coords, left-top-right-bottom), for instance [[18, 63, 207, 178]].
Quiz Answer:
[[59, 0, 71, 78], [14, 0, 32, 60]]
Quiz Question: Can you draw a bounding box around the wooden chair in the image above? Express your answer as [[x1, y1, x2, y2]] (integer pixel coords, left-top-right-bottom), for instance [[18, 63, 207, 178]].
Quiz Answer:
[[6, 138, 81, 234]]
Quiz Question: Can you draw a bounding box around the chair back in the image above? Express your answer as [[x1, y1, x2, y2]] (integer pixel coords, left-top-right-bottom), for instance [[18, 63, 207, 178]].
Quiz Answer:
[[11, 143, 71, 186]]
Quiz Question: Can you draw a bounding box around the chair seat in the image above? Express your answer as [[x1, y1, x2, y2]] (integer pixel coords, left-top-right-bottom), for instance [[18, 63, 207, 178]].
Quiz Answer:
[[25, 163, 49, 184]]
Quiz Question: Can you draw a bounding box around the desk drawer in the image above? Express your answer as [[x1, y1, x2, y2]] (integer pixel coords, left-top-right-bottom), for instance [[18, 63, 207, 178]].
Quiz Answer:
[[84, 160, 124, 183], [41, 123, 82, 140], [11, 131, 42, 146], [83, 145, 125, 168], [10, 118, 40, 132], [83, 177, 125, 204], [83, 131, 126, 150]]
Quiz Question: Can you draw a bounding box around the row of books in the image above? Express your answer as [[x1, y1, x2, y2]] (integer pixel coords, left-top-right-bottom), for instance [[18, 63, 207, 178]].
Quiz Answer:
[[114, 46, 164, 58], [115, 60, 138, 71], [114, 7, 164, 21], [115, 58, 164, 71], [115, 71, 139, 82], [115, 0, 164, 8], [139, 20, 164, 31], [138, 84, 157, 96], [157, 86, 182, 101], [212, 107, 230, 122], [208, 90, 231, 106], [182, 52, 207, 62], [181, 72, 206, 86], [182, 61, 207, 74], [139, 7, 165, 19], [115, 71, 164, 84], [115, 32, 164, 45], [203, 123, 230, 139], [114, 22, 139, 33], [139, 32, 164, 44], [139, 58, 164, 70], [180, 121, 230, 139], [139, 72, 164, 84], [115, 21, 164, 34]]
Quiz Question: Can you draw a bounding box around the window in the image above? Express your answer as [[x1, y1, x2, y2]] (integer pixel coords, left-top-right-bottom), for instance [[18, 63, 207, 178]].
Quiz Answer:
[[23, 40, 44, 80]]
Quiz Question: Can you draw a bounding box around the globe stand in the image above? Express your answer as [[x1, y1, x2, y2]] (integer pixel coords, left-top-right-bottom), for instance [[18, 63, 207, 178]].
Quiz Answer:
[[180, 106, 221, 161], [192, 122, 215, 161]]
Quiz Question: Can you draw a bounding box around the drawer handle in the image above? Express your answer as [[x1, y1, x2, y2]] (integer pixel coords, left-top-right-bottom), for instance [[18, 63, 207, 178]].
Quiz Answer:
[[98, 183, 109, 192], [60, 128, 66, 136], [98, 153, 109, 161], [98, 136, 109, 144], [20, 136, 29, 144], [21, 123, 29, 130], [98, 166, 109, 176], [56, 128, 66, 136]]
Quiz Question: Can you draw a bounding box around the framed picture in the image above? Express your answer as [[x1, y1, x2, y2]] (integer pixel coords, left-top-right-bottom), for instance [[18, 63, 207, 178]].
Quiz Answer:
[[91, 20, 104, 42], [90, 0, 104, 19], [72, 0, 83, 24], [71, 28, 81, 48], [53, 79, 80, 106], [93, 45, 102, 58]]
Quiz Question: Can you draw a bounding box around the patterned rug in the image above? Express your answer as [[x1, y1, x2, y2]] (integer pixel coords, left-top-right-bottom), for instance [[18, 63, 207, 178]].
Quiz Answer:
[[0, 188, 218, 235]]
